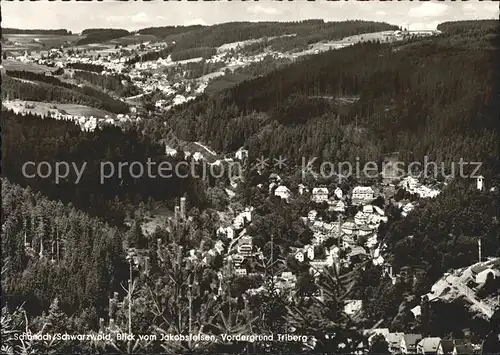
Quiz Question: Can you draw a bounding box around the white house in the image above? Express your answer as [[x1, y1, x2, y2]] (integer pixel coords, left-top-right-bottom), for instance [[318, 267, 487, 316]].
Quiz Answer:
[[400, 334, 423, 354], [312, 187, 329, 203], [237, 236, 253, 256], [274, 185, 291, 201], [400, 176, 419, 191], [330, 200, 346, 213], [416, 337, 441, 354], [298, 183, 308, 195], [192, 152, 204, 162], [401, 202, 415, 217], [344, 300, 362, 316], [477, 175, 484, 191], [304, 245, 315, 260], [235, 268, 247, 276], [217, 226, 234, 240], [354, 211, 368, 225], [475, 268, 500, 284], [352, 186, 374, 205], [334, 187, 343, 199], [362, 205, 374, 214], [386, 333, 405, 354], [341, 221, 358, 235], [235, 147, 249, 160]]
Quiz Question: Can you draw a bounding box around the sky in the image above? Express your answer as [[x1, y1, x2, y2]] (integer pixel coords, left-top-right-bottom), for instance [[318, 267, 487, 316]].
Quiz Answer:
[[2, 0, 498, 33]]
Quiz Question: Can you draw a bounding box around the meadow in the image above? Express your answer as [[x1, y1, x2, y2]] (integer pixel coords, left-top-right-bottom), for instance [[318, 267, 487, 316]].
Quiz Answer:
[[3, 34, 80, 52], [2, 59, 56, 73], [3, 99, 113, 118]]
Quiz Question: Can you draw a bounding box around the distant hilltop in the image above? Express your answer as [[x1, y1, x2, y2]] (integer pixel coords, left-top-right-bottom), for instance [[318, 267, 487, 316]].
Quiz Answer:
[[2, 28, 73, 35]]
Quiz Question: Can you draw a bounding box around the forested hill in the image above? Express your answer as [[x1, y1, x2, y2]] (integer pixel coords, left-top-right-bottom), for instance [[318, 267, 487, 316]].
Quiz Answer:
[[142, 21, 499, 179], [2, 28, 72, 35], [1, 109, 204, 225], [76, 28, 130, 45], [146, 20, 398, 52], [437, 20, 498, 34], [2, 73, 130, 114], [1, 178, 128, 318]]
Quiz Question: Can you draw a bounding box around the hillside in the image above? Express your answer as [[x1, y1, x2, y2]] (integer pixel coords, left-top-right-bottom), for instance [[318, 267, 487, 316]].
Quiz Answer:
[[142, 23, 499, 178], [0, 109, 202, 225]]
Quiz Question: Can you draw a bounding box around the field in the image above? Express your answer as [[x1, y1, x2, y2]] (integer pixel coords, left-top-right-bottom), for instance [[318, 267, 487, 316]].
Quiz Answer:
[[2, 59, 57, 73], [3, 100, 113, 118], [107, 34, 159, 46], [2, 34, 80, 52]]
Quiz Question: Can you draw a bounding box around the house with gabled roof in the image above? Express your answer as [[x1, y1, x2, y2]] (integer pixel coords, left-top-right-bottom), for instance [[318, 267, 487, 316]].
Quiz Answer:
[[386, 332, 405, 353], [417, 337, 441, 354], [401, 334, 423, 354], [312, 187, 329, 203]]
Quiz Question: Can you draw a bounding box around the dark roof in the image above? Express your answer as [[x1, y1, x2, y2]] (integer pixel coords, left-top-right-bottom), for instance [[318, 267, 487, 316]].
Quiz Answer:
[[471, 264, 489, 274], [453, 344, 473, 355], [439, 339, 454, 354]]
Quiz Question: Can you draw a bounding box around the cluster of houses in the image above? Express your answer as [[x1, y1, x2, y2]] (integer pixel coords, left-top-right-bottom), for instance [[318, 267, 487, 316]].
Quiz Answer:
[[270, 180, 388, 269], [363, 330, 475, 355], [5, 100, 140, 131], [399, 176, 441, 198]]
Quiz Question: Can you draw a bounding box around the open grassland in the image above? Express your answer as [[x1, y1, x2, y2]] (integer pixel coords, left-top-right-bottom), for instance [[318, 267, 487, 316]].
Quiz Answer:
[[3, 99, 113, 118], [2, 59, 57, 73], [3, 34, 80, 52], [107, 34, 159, 45]]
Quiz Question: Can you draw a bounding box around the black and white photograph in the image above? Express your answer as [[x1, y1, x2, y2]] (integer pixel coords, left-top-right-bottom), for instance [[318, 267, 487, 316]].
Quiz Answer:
[[1, 0, 499, 354]]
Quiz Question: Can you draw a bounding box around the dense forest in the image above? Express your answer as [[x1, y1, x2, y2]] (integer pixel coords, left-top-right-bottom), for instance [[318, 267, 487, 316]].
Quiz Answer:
[[137, 24, 204, 38], [170, 47, 217, 62], [2, 28, 72, 35], [174, 59, 226, 80], [66, 62, 105, 73], [384, 180, 500, 281], [141, 23, 499, 182], [161, 20, 397, 52], [437, 20, 498, 35], [1, 179, 128, 318], [1, 178, 370, 354], [72, 70, 140, 97], [3, 72, 130, 113], [205, 55, 293, 93], [1, 109, 204, 225], [77, 29, 130, 45]]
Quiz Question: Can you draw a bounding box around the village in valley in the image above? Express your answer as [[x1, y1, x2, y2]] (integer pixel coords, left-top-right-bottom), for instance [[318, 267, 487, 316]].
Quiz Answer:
[[2, 5, 499, 354], [112, 141, 498, 354]]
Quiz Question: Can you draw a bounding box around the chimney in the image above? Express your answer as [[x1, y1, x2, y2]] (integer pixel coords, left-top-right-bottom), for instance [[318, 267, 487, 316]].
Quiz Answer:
[[99, 318, 104, 331], [180, 197, 186, 220], [24, 233, 29, 248], [157, 238, 162, 252], [174, 205, 180, 222], [57, 239, 60, 260]]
